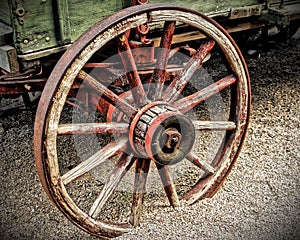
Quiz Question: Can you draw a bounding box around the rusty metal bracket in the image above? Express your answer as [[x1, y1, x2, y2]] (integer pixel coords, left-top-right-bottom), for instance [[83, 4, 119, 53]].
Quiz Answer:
[[131, 0, 149, 6], [230, 5, 263, 19], [0, 45, 19, 73], [261, 7, 291, 27]]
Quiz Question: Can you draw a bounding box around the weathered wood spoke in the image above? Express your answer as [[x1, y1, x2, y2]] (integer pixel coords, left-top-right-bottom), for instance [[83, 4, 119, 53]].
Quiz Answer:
[[57, 122, 129, 135], [175, 75, 237, 114], [149, 21, 176, 100], [163, 40, 216, 103], [193, 121, 236, 131], [61, 138, 128, 185], [84, 63, 118, 68], [130, 159, 151, 227], [77, 70, 136, 117], [118, 36, 148, 106], [186, 152, 215, 175], [89, 153, 136, 218], [156, 163, 180, 207]]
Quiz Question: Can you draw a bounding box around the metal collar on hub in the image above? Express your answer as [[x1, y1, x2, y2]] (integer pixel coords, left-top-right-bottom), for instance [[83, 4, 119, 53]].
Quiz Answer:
[[129, 102, 195, 165]]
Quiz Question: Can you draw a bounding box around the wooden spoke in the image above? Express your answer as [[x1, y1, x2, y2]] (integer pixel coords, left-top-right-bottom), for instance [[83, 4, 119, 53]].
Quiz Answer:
[[61, 138, 128, 185], [118, 35, 148, 106], [130, 159, 151, 227], [156, 163, 180, 207], [162, 40, 215, 103], [174, 75, 237, 114], [57, 122, 129, 135], [186, 152, 215, 175], [84, 63, 118, 68], [149, 21, 176, 100], [89, 153, 136, 218], [193, 121, 236, 131], [77, 70, 137, 117]]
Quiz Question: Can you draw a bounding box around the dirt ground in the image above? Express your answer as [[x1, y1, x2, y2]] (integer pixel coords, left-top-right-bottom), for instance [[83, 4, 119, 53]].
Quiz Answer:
[[0, 31, 299, 239]]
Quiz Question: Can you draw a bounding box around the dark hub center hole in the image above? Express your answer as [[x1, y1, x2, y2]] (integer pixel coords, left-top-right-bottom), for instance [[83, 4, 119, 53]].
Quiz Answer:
[[161, 128, 182, 152]]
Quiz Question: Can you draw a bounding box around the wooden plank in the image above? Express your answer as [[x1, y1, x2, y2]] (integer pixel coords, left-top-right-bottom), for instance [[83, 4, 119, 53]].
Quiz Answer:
[[0, 0, 11, 25], [54, 0, 71, 44], [11, 0, 57, 54], [57, 122, 129, 135], [61, 138, 127, 185], [89, 153, 135, 218], [11, 0, 124, 54], [150, 0, 261, 15], [193, 121, 236, 131], [68, 0, 123, 41]]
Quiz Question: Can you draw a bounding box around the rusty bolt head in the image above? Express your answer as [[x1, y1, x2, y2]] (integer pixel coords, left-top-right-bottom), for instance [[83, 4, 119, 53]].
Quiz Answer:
[[119, 34, 126, 45], [163, 128, 182, 150]]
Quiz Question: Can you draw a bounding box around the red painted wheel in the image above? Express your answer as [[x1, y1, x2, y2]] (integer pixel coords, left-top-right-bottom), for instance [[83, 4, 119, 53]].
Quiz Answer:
[[34, 4, 250, 238]]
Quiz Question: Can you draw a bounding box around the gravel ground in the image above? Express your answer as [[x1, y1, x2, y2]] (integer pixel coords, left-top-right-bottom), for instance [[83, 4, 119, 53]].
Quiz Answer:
[[0, 32, 299, 239]]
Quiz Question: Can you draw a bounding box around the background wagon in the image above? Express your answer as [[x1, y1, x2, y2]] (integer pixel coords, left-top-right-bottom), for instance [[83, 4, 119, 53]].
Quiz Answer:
[[0, 0, 299, 238]]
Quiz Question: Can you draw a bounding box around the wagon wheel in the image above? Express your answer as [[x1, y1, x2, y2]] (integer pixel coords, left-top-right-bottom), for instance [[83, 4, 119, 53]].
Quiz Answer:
[[34, 3, 250, 238]]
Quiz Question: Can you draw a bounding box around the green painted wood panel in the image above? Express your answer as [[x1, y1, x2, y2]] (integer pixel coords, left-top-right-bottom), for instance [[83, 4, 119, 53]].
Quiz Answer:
[[150, 0, 263, 15], [10, 0, 58, 54], [68, 0, 125, 42], [10, 0, 124, 54], [0, 0, 11, 25]]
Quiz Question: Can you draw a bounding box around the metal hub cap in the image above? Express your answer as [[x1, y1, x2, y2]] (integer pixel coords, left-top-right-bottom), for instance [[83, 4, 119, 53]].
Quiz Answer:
[[129, 103, 195, 165]]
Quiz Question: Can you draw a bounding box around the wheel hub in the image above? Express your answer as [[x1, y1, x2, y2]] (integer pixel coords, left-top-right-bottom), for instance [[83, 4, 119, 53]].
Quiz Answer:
[[129, 103, 195, 165]]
